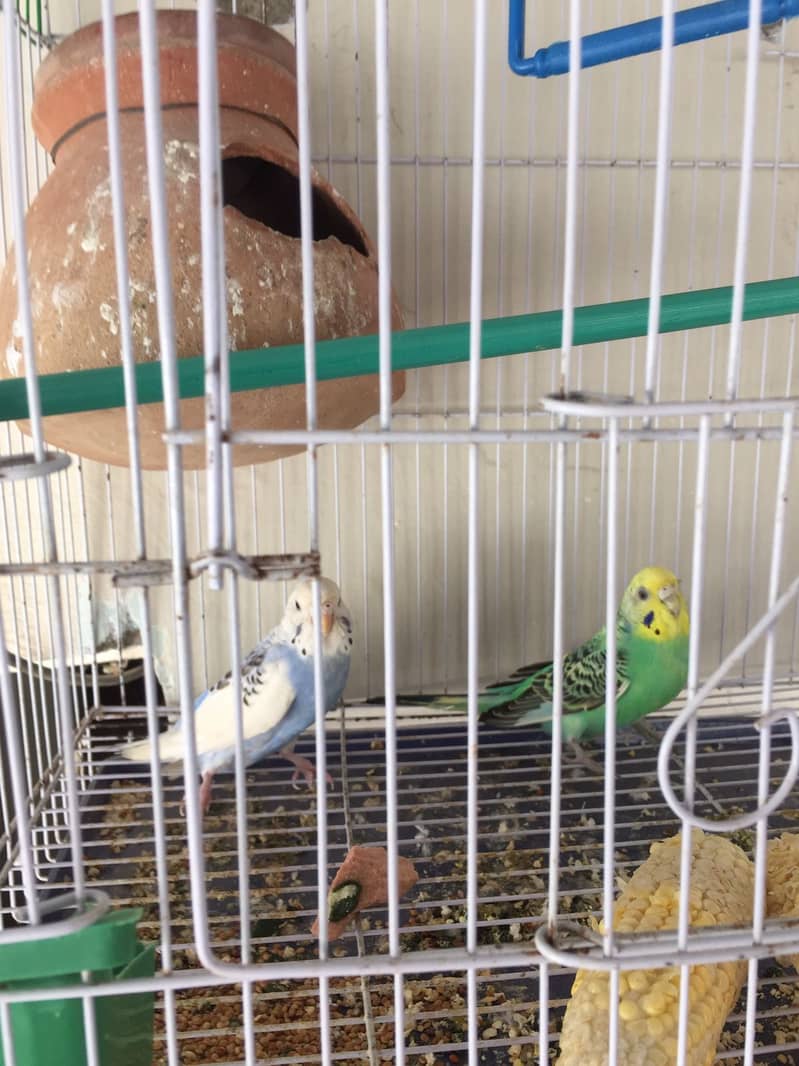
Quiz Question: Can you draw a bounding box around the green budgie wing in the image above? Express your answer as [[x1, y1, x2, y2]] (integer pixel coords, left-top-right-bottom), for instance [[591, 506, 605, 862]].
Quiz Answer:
[[480, 632, 631, 728]]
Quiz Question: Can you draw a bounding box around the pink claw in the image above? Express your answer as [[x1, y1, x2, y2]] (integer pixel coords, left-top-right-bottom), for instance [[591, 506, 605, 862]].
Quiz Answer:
[[179, 770, 215, 820], [199, 769, 215, 815], [281, 749, 334, 792]]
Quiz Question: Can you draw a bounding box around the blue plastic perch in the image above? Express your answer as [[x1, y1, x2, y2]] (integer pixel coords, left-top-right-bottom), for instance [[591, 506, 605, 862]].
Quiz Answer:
[[509, 0, 799, 77]]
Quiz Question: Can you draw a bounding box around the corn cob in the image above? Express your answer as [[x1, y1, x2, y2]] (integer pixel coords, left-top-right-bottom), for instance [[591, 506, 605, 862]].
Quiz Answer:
[[556, 829, 754, 1066], [766, 832, 799, 973]]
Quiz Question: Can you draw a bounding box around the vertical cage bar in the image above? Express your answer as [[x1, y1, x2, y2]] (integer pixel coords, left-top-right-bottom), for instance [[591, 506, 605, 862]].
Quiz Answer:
[[294, 1, 331, 1061], [137, 0, 215, 984], [102, 469, 128, 708], [0, 1002, 17, 1066], [603, 417, 620, 1063], [373, 0, 404, 1058], [203, 1, 254, 1059], [724, 0, 763, 417], [198, 0, 226, 592], [642, 0, 674, 408], [74, 461, 101, 712], [559, 0, 581, 393], [675, 413, 711, 1064], [0, 612, 40, 921], [466, 0, 488, 1058], [80, 996, 100, 1066], [3, 0, 84, 903], [99, 4, 178, 1056], [743, 409, 794, 1066]]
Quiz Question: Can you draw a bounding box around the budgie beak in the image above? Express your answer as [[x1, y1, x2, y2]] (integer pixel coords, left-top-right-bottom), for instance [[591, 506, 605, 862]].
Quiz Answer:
[[658, 584, 681, 617], [320, 604, 335, 637]]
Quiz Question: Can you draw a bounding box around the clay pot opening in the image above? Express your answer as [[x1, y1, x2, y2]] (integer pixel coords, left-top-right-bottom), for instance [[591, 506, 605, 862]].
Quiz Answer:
[[221, 155, 368, 256]]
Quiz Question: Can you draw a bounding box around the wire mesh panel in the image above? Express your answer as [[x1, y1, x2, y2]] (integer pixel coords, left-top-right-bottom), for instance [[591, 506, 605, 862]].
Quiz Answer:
[[0, 1, 797, 1065]]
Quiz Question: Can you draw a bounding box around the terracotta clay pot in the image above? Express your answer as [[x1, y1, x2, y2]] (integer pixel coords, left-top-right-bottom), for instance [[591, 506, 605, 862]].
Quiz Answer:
[[0, 12, 404, 469]]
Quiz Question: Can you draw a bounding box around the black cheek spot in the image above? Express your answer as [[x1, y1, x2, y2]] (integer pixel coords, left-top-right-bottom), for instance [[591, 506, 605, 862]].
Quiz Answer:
[[301, 649, 307, 656], [655, 628, 661, 636], [643, 610, 655, 628]]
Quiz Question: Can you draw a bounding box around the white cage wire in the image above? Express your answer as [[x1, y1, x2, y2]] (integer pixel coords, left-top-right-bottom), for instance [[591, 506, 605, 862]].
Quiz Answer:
[[0, 0, 797, 1064]]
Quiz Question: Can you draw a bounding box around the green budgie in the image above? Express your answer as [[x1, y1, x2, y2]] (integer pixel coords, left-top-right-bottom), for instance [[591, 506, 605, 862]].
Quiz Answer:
[[397, 566, 689, 742]]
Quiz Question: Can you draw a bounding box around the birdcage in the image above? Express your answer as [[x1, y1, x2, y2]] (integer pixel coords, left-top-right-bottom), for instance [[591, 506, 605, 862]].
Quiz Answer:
[[0, 0, 798, 1062]]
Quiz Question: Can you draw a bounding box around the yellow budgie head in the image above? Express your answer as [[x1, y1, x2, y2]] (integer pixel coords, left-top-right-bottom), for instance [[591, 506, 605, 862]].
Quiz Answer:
[[618, 566, 689, 641]]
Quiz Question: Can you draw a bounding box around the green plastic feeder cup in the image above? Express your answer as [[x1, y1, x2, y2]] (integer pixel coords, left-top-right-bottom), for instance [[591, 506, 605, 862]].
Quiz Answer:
[[0, 907, 155, 1066]]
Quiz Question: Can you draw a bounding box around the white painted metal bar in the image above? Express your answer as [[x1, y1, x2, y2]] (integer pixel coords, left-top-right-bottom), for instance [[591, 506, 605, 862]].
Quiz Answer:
[[169, 419, 799, 448], [136, 0, 216, 994], [0, 489, 40, 873], [373, 0, 404, 1059], [2, 912, 799, 1002], [192, 473, 211, 692], [0, 609, 40, 922], [675, 413, 711, 1065], [294, 0, 331, 1059], [198, 0, 226, 592], [0, 1001, 16, 1066], [466, 1, 488, 1061], [55, 471, 89, 726], [250, 467, 262, 637], [73, 460, 101, 712], [80, 996, 101, 1066], [603, 417, 620, 1064], [545, 0, 588, 950], [673, 44, 706, 578], [659, 630, 799, 835], [100, 8, 178, 1057], [724, 0, 763, 419], [60, 476, 93, 724], [543, 431, 566, 1066], [789, 226, 799, 678], [744, 408, 794, 1066], [3, 0, 85, 904], [204, 1, 255, 1057], [440, 0, 450, 696], [643, 0, 674, 409], [101, 470, 128, 709], [737, 18, 789, 677], [2, 430, 60, 862], [412, 0, 423, 691], [318, 151, 799, 170], [559, 0, 582, 394]]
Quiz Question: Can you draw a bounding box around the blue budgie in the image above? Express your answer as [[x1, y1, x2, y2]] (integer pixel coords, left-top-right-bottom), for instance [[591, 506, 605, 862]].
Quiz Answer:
[[119, 576, 353, 814]]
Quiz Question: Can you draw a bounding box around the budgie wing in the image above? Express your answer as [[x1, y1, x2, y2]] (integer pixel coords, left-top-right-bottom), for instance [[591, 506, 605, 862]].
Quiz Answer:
[[482, 634, 630, 728], [190, 643, 297, 757]]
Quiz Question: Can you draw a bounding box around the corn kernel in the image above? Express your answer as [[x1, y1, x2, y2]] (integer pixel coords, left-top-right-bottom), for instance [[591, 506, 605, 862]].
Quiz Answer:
[[641, 990, 667, 1016], [646, 1014, 668, 1039], [627, 970, 649, 992], [647, 1049, 669, 1066], [617, 997, 641, 1022]]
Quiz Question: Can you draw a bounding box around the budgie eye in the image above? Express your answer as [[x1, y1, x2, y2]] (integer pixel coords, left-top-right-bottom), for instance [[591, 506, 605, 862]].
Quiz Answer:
[[637, 587, 649, 601], [295, 600, 301, 610]]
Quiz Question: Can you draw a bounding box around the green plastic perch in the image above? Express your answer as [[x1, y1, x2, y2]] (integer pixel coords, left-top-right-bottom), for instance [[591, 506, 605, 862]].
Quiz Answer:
[[0, 275, 796, 422]]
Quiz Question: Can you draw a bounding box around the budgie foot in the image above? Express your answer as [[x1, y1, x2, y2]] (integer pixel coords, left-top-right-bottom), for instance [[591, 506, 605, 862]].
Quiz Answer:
[[280, 748, 334, 792], [199, 770, 215, 815], [179, 770, 215, 819], [564, 739, 605, 776]]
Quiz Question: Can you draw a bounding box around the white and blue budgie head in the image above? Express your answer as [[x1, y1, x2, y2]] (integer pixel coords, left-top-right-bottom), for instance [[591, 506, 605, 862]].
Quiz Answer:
[[281, 576, 353, 660]]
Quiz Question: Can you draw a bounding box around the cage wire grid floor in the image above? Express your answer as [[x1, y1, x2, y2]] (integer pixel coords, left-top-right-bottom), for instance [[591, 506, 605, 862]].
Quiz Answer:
[[9, 682, 799, 1065]]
